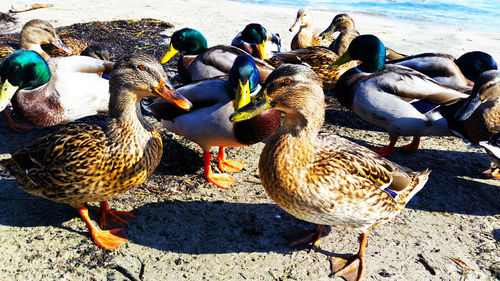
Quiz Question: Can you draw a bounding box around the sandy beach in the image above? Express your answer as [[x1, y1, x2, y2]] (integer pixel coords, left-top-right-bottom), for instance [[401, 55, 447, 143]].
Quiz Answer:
[[0, 0, 499, 280]]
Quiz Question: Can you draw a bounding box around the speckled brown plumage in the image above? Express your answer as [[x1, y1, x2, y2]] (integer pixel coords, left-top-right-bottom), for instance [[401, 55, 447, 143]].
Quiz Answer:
[[266, 46, 359, 90], [0, 53, 191, 250], [231, 64, 430, 280]]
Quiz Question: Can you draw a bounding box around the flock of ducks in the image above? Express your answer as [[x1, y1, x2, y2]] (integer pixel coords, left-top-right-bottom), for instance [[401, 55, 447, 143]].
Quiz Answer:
[[0, 8, 499, 280]]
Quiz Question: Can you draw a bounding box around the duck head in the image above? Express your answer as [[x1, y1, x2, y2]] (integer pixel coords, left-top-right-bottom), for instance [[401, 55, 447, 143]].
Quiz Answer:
[[320, 13, 355, 38], [289, 8, 313, 32], [329, 34, 386, 73], [0, 50, 51, 111], [230, 64, 323, 128], [109, 54, 191, 115], [161, 28, 208, 64], [229, 54, 260, 110], [20, 19, 72, 57], [454, 51, 498, 82], [241, 23, 268, 59], [454, 69, 500, 121]]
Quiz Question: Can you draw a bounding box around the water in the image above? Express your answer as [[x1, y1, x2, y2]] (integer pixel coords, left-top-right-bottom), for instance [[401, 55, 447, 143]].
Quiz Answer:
[[230, 0, 500, 33]]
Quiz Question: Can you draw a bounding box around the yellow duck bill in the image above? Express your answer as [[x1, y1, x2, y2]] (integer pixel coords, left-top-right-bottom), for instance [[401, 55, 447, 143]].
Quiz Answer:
[[160, 44, 179, 64], [0, 79, 20, 111], [230, 88, 272, 122]]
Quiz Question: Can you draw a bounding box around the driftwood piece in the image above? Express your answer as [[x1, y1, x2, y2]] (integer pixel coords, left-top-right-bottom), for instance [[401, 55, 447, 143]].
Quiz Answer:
[[10, 4, 54, 13]]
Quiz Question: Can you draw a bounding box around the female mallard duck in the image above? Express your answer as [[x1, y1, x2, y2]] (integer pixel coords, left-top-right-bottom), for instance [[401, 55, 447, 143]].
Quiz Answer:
[[0, 19, 72, 61], [0, 53, 191, 250], [265, 45, 360, 90], [333, 35, 469, 156], [160, 28, 275, 83], [479, 132, 500, 180], [450, 70, 500, 178], [0, 50, 113, 131], [148, 54, 281, 189], [386, 51, 498, 90], [231, 23, 281, 59], [230, 64, 430, 280], [289, 8, 343, 50]]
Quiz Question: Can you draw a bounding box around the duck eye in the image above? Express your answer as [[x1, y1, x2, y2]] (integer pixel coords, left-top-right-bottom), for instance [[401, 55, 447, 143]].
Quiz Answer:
[[283, 78, 292, 85], [12, 65, 20, 72], [138, 65, 146, 71]]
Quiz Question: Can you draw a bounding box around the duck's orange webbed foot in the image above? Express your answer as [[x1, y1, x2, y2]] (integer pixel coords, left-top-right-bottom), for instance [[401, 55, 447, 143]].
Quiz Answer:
[[203, 151, 235, 189], [482, 167, 500, 180], [78, 206, 129, 250], [285, 224, 326, 251], [330, 232, 367, 281], [97, 201, 136, 229], [216, 147, 246, 173]]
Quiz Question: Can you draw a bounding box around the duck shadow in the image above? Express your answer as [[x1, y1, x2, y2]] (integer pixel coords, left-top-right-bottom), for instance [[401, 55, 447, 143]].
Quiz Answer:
[[156, 136, 204, 176], [0, 181, 79, 229], [127, 200, 310, 254]]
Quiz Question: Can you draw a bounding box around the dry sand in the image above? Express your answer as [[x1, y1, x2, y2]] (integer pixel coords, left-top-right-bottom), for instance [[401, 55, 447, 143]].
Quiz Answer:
[[0, 0, 499, 280]]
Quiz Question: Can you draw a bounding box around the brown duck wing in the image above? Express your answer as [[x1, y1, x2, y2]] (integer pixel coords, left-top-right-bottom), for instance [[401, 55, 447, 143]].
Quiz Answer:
[[10, 121, 108, 195]]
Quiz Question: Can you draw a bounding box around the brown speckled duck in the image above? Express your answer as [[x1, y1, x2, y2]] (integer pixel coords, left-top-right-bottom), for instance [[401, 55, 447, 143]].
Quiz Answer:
[[230, 64, 430, 280], [0, 54, 191, 250], [289, 9, 350, 50], [0, 19, 72, 61]]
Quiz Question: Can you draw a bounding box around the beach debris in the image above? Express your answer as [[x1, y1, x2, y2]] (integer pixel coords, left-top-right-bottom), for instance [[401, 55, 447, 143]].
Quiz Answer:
[[451, 257, 474, 279], [417, 254, 437, 275], [10, 4, 54, 13]]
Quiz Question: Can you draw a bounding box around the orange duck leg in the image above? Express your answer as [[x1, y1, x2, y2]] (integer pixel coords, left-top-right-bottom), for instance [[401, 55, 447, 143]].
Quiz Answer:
[[287, 224, 327, 251], [203, 151, 235, 189], [97, 201, 136, 230], [78, 206, 128, 250], [216, 146, 246, 173], [371, 137, 398, 157], [3, 110, 30, 132], [331, 232, 367, 281]]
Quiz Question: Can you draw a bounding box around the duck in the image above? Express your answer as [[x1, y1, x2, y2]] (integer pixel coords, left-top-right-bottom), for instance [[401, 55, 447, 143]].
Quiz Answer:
[[0, 19, 72, 61], [0, 53, 191, 250], [265, 45, 360, 91], [289, 8, 341, 50], [449, 70, 500, 178], [479, 132, 500, 180], [148, 54, 281, 189], [160, 28, 275, 83], [386, 51, 498, 90], [231, 23, 281, 59], [0, 50, 113, 131], [333, 35, 469, 156], [230, 64, 430, 281]]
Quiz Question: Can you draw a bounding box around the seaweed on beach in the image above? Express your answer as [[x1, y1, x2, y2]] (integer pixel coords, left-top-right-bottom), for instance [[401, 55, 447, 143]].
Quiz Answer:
[[52, 18, 174, 59]]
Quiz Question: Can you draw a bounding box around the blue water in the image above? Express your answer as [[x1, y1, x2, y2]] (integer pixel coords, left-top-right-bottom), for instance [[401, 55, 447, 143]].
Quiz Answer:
[[230, 0, 500, 33]]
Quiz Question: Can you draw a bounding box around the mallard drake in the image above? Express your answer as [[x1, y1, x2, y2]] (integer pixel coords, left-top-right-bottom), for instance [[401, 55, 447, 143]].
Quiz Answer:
[[0, 53, 191, 250], [386, 51, 496, 90], [289, 8, 340, 50], [265, 46, 360, 90], [333, 35, 469, 156], [231, 23, 281, 59], [479, 132, 500, 180], [148, 54, 281, 189], [0, 19, 72, 61], [0, 50, 113, 131], [230, 64, 430, 280], [160, 28, 274, 83]]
